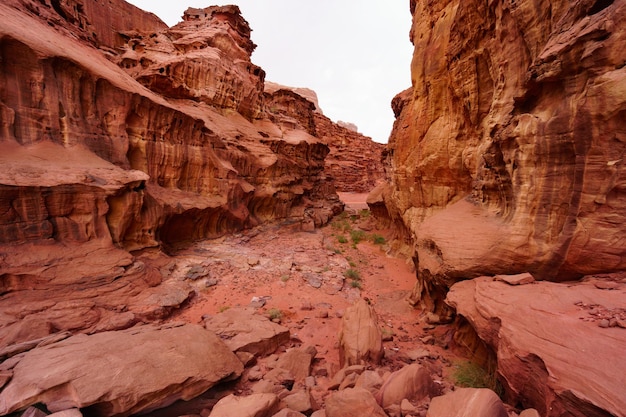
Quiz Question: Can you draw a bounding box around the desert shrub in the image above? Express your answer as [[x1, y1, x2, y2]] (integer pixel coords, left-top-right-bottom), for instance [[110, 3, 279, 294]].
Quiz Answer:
[[371, 234, 386, 245], [350, 280, 362, 289], [337, 235, 348, 244], [350, 230, 366, 244], [453, 360, 503, 397], [267, 308, 282, 321], [344, 268, 361, 280]]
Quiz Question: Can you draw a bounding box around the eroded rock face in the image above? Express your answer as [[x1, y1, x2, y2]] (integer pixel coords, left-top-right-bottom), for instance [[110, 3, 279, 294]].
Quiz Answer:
[[264, 83, 385, 193], [446, 276, 626, 417], [0, 324, 243, 416], [0, 0, 344, 348], [378, 0, 626, 310]]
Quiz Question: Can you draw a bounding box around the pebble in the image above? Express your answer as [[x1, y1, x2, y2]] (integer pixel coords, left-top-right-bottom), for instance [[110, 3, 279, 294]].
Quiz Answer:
[[599, 319, 610, 328]]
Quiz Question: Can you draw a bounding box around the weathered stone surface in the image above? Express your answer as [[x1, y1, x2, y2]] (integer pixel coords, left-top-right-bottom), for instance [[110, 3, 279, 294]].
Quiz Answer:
[[376, 0, 626, 313], [446, 277, 626, 417], [0, 324, 243, 416], [494, 273, 535, 286], [209, 393, 280, 417], [338, 300, 383, 367], [0, 0, 345, 348], [375, 363, 436, 409], [271, 409, 306, 417], [354, 370, 384, 395], [203, 307, 290, 357], [426, 388, 507, 417], [281, 390, 317, 415], [273, 348, 314, 383], [325, 388, 388, 417]]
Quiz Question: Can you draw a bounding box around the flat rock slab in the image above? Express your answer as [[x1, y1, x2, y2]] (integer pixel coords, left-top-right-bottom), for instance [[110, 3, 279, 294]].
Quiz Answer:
[[447, 277, 626, 417], [204, 307, 290, 356], [0, 324, 243, 416]]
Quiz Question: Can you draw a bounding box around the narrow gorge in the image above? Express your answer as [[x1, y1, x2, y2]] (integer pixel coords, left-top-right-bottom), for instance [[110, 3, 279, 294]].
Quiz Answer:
[[0, 1, 624, 417]]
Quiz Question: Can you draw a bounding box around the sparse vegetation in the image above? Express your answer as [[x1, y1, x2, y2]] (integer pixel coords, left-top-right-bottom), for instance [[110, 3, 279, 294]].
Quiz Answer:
[[359, 209, 371, 218], [453, 360, 503, 397], [267, 308, 282, 321], [280, 275, 290, 282], [219, 305, 230, 313], [350, 230, 366, 245], [337, 235, 348, 244], [371, 234, 386, 245], [344, 268, 361, 280], [350, 280, 362, 289]]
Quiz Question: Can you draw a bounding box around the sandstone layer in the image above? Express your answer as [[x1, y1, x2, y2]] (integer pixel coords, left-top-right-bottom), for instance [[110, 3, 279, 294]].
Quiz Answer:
[[446, 277, 626, 417], [0, 0, 348, 349], [373, 1, 626, 415], [264, 83, 385, 193], [376, 0, 626, 308]]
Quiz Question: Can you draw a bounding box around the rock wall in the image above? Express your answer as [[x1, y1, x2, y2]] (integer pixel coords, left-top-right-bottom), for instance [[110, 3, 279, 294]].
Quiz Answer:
[[264, 83, 385, 194], [377, 0, 626, 310], [0, 1, 344, 347]]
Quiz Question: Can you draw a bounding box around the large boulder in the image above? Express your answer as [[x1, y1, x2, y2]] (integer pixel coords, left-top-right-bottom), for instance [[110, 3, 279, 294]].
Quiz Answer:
[[447, 277, 626, 417], [0, 324, 243, 416], [203, 307, 290, 356], [375, 363, 437, 409], [338, 300, 383, 367], [426, 388, 507, 417], [325, 388, 388, 417], [209, 393, 280, 417]]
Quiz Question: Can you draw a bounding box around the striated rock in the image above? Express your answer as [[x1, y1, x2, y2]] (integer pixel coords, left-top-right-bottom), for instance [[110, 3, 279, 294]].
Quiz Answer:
[[338, 300, 384, 367], [0, 324, 243, 416], [0, 0, 344, 349], [264, 83, 385, 193], [446, 277, 626, 417], [375, 363, 436, 409], [377, 0, 626, 314], [203, 307, 290, 357], [426, 388, 508, 417], [325, 388, 388, 417], [209, 393, 280, 417]]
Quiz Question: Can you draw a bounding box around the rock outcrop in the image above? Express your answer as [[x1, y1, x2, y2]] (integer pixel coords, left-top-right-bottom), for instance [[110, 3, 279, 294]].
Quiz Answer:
[[376, 0, 626, 306], [446, 276, 626, 417], [0, 0, 345, 350], [0, 324, 243, 416], [264, 83, 385, 193], [373, 1, 626, 415]]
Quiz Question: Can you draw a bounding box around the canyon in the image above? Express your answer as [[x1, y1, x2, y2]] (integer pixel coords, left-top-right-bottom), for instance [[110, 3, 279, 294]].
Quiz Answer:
[[0, 0, 625, 417]]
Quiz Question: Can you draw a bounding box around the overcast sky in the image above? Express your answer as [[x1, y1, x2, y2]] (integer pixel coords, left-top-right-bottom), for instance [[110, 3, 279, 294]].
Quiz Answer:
[[125, 1, 414, 143]]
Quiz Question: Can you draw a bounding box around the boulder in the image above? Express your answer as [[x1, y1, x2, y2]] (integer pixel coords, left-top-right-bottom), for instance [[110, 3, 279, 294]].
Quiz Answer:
[[426, 388, 507, 417], [354, 370, 384, 395], [0, 324, 243, 416], [273, 348, 314, 382], [325, 388, 388, 417], [447, 277, 626, 417], [209, 393, 280, 417], [281, 390, 317, 415], [338, 300, 383, 367], [375, 363, 436, 409], [204, 307, 290, 356], [272, 409, 307, 417]]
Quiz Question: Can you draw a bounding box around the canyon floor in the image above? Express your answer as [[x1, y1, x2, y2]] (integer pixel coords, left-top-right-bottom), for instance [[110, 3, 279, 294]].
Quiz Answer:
[[147, 193, 465, 415]]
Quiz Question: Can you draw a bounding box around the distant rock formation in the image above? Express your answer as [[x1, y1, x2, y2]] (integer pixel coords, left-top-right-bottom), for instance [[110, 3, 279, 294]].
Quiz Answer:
[[263, 83, 385, 194], [0, 1, 348, 348]]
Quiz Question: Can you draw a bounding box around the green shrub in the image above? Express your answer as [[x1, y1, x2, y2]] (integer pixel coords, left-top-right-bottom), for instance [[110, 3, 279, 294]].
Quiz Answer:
[[453, 360, 503, 397], [350, 230, 366, 244], [267, 308, 282, 321], [337, 235, 348, 244], [350, 279, 362, 289], [371, 234, 386, 245], [344, 268, 361, 280], [359, 209, 371, 218]]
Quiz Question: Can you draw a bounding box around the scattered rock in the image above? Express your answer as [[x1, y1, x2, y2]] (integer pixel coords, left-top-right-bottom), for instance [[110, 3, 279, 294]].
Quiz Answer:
[[338, 300, 383, 367], [272, 409, 307, 417], [519, 409, 541, 417], [426, 388, 507, 417], [48, 409, 83, 417], [204, 307, 290, 356], [209, 393, 280, 417], [281, 390, 318, 415], [354, 370, 384, 395], [376, 363, 436, 409], [325, 388, 388, 417], [494, 273, 535, 286]]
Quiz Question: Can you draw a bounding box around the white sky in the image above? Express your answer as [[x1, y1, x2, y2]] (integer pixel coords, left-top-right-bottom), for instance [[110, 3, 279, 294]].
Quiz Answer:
[[125, 1, 414, 143]]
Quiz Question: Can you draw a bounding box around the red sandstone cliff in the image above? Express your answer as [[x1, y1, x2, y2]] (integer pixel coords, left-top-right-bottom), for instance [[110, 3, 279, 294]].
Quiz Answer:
[[0, 1, 346, 346], [373, 0, 626, 415], [376, 0, 626, 306]]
